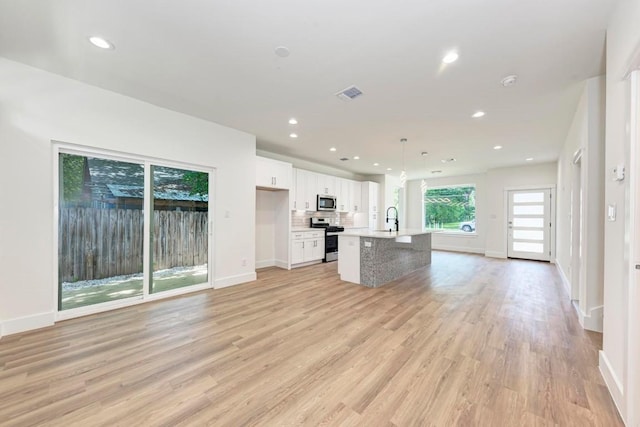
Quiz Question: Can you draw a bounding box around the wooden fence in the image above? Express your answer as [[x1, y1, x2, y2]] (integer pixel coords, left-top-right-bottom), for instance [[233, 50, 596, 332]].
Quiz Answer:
[[58, 207, 208, 282]]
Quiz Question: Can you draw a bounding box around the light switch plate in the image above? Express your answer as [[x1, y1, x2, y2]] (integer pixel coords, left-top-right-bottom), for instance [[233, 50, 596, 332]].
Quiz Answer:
[[608, 204, 616, 221]]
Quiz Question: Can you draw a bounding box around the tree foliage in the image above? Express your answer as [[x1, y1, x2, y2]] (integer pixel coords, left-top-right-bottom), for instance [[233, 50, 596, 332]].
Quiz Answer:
[[60, 153, 85, 202], [424, 186, 476, 225], [183, 171, 209, 199]]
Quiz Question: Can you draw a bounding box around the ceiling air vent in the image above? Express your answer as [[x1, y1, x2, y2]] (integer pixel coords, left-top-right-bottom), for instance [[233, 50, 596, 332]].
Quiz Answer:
[[335, 85, 363, 101], [339, 157, 349, 161]]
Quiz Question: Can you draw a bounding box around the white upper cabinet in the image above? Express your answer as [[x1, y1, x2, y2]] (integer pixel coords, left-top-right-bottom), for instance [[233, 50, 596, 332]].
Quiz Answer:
[[293, 169, 318, 211], [336, 178, 351, 212], [256, 156, 292, 190], [317, 173, 336, 196], [350, 181, 362, 212], [361, 181, 380, 229]]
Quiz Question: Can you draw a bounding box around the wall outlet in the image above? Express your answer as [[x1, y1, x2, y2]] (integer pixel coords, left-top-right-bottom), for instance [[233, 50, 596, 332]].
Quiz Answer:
[[241, 258, 247, 267]]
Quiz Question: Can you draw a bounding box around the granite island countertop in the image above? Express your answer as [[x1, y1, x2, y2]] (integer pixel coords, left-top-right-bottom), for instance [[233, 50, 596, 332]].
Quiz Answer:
[[339, 229, 437, 239]]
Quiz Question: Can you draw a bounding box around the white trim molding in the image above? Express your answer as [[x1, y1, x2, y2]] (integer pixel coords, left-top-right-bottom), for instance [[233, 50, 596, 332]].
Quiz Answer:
[[484, 251, 507, 259], [256, 259, 276, 269], [214, 272, 256, 289], [599, 351, 627, 425], [577, 305, 603, 332], [2, 312, 55, 336], [431, 244, 485, 254], [555, 260, 572, 298]]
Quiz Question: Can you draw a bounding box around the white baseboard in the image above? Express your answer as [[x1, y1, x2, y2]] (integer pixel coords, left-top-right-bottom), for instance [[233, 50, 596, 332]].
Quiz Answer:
[[256, 259, 275, 269], [214, 272, 257, 289], [2, 312, 55, 336], [599, 351, 626, 424], [256, 259, 289, 269], [274, 260, 289, 269], [484, 250, 507, 259], [555, 260, 572, 298], [291, 260, 323, 269], [577, 305, 604, 332], [431, 244, 485, 254]]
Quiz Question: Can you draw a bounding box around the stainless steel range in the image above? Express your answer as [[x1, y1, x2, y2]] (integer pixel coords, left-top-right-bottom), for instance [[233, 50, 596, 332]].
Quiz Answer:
[[310, 218, 344, 262]]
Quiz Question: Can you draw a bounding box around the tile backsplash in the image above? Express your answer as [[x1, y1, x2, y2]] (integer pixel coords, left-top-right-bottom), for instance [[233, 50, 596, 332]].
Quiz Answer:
[[291, 210, 355, 229]]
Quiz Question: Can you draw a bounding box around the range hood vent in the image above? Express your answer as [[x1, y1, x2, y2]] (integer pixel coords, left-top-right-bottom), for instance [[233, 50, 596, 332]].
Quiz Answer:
[[335, 85, 363, 101]]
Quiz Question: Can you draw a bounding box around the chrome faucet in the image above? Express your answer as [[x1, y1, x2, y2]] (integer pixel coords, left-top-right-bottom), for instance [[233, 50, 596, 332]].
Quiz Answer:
[[386, 206, 399, 232]]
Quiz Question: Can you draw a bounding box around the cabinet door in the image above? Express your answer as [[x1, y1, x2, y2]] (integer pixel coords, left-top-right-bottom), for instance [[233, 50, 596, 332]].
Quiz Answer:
[[311, 239, 325, 260], [337, 178, 351, 212], [317, 174, 336, 195], [305, 171, 318, 211], [294, 169, 316, 211], [291, 240, 305, 264], [351, 181, 362, 212], [256, 156, 291, 189], [369, 182, 379, 213], [303, 239, 314, 261], [256, 156, 275, 188]]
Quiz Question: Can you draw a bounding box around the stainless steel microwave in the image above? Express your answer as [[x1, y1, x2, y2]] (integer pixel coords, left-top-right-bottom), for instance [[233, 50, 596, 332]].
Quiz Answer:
[[317, 195, 337, 211]]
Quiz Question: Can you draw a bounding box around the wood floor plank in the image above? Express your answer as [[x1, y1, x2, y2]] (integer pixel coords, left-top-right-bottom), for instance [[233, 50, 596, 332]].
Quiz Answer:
[[0, 252, 624, 426]]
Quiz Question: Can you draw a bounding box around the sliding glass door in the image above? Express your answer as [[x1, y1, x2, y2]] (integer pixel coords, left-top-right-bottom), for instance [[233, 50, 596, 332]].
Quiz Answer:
[[150, 165, 209, 293], [57, 149, 212, 313]]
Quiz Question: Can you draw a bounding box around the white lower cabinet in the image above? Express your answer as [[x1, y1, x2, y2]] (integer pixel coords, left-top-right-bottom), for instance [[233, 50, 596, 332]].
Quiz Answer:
[[291, 231, 325, 266]]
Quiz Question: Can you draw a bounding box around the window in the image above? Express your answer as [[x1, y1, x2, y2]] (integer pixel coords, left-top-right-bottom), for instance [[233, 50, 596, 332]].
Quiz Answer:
[[423, 185, 476, 233]]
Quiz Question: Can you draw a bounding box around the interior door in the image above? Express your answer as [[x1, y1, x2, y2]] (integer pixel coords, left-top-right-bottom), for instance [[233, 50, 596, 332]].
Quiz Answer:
[[507, 189, 551, 261]]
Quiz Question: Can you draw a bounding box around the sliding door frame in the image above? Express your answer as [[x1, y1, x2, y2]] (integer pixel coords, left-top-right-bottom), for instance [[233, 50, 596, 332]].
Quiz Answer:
[[53, 141, 215, 321]]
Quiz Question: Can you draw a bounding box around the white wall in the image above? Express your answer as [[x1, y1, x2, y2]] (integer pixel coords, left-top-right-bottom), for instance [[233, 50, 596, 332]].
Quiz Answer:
[[0, 58, 257, 337], [406, 173, 487, 254], [256, 190, 277, 268], [406, 164, 556, 257], [601, 0, 640, 422], [556, 76, 605, 332], [484, 163, 557, 258]]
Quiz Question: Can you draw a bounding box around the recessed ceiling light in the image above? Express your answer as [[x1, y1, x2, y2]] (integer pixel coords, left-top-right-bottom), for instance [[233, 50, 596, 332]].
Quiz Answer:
[[329, 147, 337, 152], [373, 162, 379, 166], [493, 145, 502, 150], [289, 133, 298, 138], [472, 111, 485, 118], [431, 170, 442, 174], [89, 36, 114, 49], [421, 151, 429, 156], [526, 157, 534, 161], [386, 167, 392, 171], [501, 74, 518, 87], [441, 158, 456, 163], [288, 118, 298, 125], [353, 156, 360, 160], [274, 46, 290, 58], [442, 51, 459, 64]]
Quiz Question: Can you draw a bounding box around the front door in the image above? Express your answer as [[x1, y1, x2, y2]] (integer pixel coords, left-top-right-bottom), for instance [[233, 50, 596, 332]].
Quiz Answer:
[[507, 189, 551, 261]]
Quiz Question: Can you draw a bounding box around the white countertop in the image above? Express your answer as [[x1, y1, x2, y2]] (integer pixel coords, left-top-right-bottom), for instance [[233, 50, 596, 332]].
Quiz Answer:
[[339, 229, 437, 238], [291, 228, 315, 232]]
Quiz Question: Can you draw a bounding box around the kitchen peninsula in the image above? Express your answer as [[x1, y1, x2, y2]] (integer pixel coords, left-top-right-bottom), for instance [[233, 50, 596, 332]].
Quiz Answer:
[[338, 229, 434, 287]]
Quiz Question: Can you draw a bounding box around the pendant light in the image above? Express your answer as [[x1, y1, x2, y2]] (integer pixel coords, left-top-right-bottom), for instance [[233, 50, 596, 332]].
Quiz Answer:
[[399, 138, 407, 188], [420, 151, 428, 193]]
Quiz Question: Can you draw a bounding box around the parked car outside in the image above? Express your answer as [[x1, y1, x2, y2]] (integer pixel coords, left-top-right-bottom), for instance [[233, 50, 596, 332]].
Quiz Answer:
[[460, 220, 476, 232]]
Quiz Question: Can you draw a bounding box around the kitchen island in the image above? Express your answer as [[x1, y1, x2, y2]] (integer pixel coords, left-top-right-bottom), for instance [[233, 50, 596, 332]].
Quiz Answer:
[[338, 229, 434, 287]]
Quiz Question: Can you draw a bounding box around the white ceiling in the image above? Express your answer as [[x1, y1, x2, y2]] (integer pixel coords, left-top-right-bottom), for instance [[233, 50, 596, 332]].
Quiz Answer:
[[0, 0, 615, 179]]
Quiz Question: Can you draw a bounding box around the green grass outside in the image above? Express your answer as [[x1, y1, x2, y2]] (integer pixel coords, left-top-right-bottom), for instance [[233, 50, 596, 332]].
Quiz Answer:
[[61, 269, 208, 310]]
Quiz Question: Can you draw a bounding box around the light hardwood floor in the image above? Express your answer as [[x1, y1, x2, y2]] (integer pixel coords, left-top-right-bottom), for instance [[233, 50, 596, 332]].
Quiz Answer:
[[0, 252, 623, 426]]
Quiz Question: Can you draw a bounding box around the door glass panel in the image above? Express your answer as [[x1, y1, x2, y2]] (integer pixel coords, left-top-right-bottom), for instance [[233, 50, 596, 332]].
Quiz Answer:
[[513, 205, 544, 215], [513, 242, 544, 253], [513, 217, 544, 228], [58, 154, 144, 310], [513, 192, 544, 203], [513, 230, 544, 240], [151, 166, 209, 293]]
